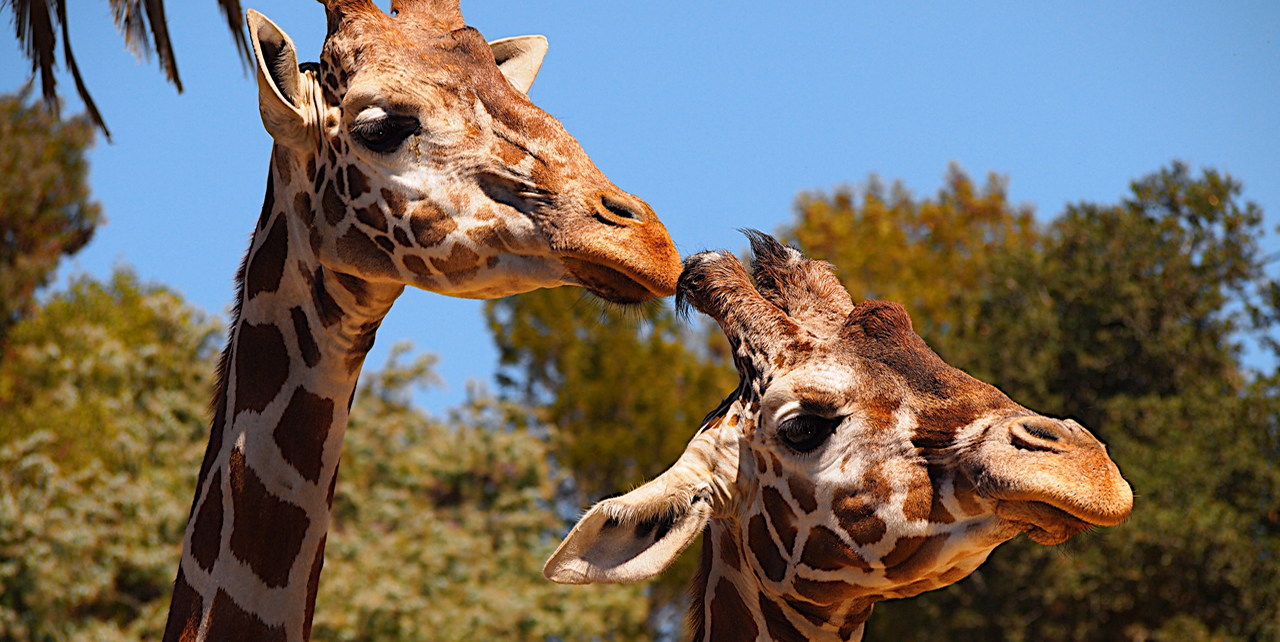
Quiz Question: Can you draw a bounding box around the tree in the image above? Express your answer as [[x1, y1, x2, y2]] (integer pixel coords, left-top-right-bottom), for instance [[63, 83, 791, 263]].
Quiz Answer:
[[0, 89, 100, 347], [486, 290, 736, 501], [2, 0, 250, 137], [0, 271, 218, 641], [0, 273, 648, 641], [787, 164, 1038, 338], [485, 289, 738, 632], [315, 344, 649, 641], [788, 163, 1280, 641]]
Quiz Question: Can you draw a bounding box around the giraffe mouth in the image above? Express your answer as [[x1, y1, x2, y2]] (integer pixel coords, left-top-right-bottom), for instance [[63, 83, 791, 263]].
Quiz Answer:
[[994, 500, 1092, 545], [561, 256, 669, 304]]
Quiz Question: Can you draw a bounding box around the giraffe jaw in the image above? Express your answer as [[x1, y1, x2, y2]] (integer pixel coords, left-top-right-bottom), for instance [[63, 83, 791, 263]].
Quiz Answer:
[[561, 257, 664, 303], [993, 500, 1092, 545]]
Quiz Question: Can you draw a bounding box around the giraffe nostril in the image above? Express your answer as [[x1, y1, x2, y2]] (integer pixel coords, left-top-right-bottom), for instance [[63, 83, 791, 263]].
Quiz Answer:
[[1011, 416, 1067, 452], [595, 192, 646, 226]]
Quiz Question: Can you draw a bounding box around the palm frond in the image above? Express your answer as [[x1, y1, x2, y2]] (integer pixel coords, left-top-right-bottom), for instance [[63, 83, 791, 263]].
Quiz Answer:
[[56, 0, 108, 138], [217, 0, 252, 67], [142, 0, 182, 91], [5, 0, 252, 140], [7, 0, 58, 109]]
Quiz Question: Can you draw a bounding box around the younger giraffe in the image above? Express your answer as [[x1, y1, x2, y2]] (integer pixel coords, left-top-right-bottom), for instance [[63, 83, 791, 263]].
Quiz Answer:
[[545, 233, 1133, 641], [164, 1, 681, 641]]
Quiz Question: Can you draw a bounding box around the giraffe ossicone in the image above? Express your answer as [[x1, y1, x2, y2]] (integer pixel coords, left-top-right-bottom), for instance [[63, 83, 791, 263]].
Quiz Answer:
[[545, 232, 1133, 642], [164, 1, 681, 640]]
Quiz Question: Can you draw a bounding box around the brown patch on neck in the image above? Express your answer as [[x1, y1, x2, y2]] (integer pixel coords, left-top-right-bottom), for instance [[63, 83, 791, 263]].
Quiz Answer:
[[718, 528, 742, 569], [206, 588, 286, 642], [709, 577, 759, 642], [759, 592, 808, 642], [228, 448, 311, 589], [190, 470, 224, 572], [233, 323, 291, 416], [302, 534, 327, 641], [747, 513, 788, 583], [272, 386, 335, 484], [290, 307, 322, 369], [161, 569, 203, 642], [687, 528, 713, 642], [257, 172, 275, 231], [245, 215, 289, 300]]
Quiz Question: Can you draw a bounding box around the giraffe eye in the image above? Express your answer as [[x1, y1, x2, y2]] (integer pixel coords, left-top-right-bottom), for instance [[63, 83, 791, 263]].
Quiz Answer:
[[352, 113, 420, 154], [776, 415, 840, 453]]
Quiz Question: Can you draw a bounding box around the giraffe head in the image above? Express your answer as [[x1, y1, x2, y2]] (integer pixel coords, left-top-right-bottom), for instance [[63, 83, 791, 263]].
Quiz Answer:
[[545, 232, 1132, 638], [245, 0, 681, 303]]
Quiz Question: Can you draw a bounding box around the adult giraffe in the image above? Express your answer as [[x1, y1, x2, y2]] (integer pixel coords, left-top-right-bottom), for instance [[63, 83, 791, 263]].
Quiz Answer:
[[545, 233, 1133, 641], [162, 1, 681, 640]]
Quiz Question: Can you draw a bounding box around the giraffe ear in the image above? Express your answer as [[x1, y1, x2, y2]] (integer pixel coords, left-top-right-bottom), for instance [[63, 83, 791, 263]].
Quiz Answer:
[[247, 10, 315, 148], [544, 426, 738, 584], [489, 35, 548, 94]]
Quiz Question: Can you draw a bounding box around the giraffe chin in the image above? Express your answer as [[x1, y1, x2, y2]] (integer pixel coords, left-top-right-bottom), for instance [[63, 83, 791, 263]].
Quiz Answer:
[[995, 500, 1092, 546], [561, 257, 664, 304]]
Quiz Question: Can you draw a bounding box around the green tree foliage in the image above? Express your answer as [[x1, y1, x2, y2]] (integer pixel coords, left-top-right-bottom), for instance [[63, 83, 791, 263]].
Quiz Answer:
[[316, 345, 648, 641], [0, 276, 647, 641], [790, 163, 1280, 641], [485, 291, 738, 627], [486, 291, 736, 501], [0, 89, 100, 345], [0, 271, 216, 641], [788, 164, 1038, 337]]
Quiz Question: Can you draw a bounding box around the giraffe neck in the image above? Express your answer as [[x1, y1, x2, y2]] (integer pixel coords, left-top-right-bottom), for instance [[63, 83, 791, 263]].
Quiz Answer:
[[689, 520, 873, 642], [164, 148, 403, 642]]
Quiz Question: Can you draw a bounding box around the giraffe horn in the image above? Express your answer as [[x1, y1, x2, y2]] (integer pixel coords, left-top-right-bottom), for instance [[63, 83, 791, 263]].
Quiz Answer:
[[675, 247, 803, 357], [389, 0, 464, 31], [317, 0, 384, 36], [317, 0, 381, 15], [744, 230, 854, 331]]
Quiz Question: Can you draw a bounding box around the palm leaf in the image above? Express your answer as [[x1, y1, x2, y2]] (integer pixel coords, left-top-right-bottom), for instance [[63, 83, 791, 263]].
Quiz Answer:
[[55, 0, 108, 138], [5, 0, 255, 140]]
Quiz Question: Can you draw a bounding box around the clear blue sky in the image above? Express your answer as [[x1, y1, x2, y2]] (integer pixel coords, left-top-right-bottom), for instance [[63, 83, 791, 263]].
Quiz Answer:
[[4, 0, 1278, 415]]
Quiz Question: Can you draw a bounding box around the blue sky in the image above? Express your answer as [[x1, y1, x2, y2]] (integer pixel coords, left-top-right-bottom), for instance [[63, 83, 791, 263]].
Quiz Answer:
[[3, 0, 1278, 415]]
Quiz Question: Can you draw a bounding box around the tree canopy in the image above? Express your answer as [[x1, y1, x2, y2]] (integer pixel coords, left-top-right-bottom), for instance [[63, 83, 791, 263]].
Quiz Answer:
[[0, 276, 648, 641], [0, 89, 100, 346]]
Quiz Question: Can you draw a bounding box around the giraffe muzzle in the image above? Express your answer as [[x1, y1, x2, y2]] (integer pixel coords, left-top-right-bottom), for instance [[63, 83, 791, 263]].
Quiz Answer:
[[555, 190, 681, 302], [976, 415, 1134, 536]]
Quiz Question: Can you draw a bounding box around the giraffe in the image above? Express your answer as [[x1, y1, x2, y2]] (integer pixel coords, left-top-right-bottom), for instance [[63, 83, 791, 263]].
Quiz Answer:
[[162, 1, 683, 640], [544, 232, 1133, 641]]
